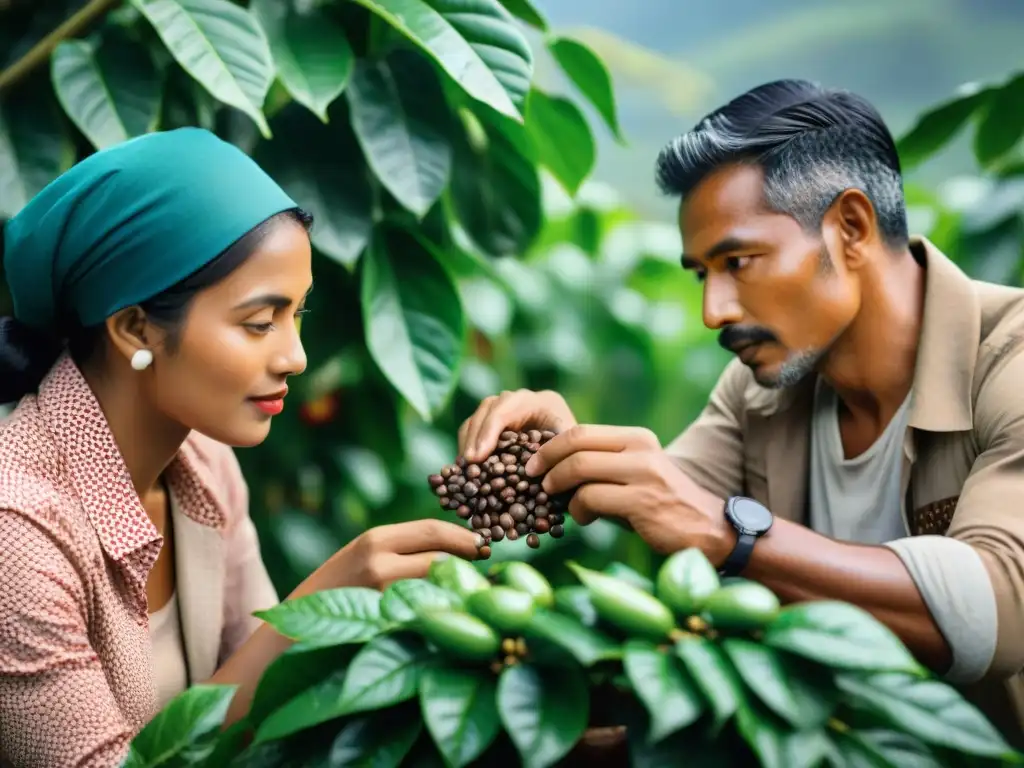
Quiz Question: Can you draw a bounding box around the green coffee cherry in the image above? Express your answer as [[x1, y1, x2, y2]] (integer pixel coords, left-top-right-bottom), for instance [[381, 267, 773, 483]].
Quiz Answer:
[[466, 586, 536, 634], [491, 562, 554, 609], [702, 580, 780, 631], [656, 548, 721, 617], [428, 555, 490, 598], [416, 610, 501, 660], [567, 562, 676, 641]]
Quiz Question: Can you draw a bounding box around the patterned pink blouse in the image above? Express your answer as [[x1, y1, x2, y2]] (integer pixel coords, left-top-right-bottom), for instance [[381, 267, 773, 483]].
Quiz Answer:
[[0, 355, 279, 767]]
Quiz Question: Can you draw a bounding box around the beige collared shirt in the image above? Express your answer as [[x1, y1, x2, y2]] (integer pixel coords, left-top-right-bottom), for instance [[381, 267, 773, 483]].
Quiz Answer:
[[0, 355, 280, 767], [665, 236, 1024, 745]]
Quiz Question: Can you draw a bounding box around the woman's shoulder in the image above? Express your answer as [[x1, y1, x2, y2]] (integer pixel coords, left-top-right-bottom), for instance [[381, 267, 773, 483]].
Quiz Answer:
[[0, 394, 69, 513]]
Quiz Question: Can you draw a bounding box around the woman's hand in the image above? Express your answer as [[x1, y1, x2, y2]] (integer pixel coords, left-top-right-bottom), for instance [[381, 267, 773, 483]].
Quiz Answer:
[[319, 519, 485, 592], [458, 389, 577, 463]]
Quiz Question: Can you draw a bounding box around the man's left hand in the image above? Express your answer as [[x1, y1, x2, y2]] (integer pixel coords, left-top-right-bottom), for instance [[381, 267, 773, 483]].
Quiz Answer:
[[524, 425, 736, 560]]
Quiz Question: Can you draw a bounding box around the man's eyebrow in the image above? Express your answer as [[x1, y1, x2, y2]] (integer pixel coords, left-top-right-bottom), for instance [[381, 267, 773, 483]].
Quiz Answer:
[[232, 283, 314, 311], [680, 236, 748, 268]]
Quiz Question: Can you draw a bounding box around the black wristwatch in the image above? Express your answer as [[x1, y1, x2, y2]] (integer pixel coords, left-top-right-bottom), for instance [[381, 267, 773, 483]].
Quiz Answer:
[[719, 496, 774, 577]]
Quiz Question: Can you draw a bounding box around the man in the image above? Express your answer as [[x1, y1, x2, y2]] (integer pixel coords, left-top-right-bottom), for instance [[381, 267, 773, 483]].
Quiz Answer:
[[457, 79, 1024, 743]]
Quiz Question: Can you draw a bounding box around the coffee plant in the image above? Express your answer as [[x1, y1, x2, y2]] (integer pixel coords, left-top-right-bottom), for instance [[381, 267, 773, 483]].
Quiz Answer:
[[122, 548, 1020, 767]]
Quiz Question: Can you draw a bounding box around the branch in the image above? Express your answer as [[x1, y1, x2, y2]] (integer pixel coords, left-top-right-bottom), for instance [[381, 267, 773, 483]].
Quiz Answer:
[[0, 0, 119, 93]]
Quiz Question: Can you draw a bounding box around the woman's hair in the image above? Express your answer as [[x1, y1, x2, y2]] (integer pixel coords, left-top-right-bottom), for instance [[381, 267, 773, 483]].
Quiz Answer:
[[0, 207, 313, 405]]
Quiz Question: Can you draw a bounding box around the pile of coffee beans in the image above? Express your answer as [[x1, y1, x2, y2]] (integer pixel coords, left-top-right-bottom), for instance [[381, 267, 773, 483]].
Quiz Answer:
[[428, 429, 568, 551]]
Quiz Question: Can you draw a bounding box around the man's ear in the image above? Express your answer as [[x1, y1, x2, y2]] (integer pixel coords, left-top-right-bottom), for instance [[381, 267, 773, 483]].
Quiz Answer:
[[829, 188, 878, 270], [104, 306, 160, 364]]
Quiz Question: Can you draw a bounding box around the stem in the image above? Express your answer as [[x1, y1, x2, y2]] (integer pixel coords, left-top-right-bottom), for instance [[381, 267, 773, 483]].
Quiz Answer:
[[0, 0, 119, 93]]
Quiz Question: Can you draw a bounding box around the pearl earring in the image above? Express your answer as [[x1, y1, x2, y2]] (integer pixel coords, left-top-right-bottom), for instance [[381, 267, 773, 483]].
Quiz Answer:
[[131, 349, 153, 371]]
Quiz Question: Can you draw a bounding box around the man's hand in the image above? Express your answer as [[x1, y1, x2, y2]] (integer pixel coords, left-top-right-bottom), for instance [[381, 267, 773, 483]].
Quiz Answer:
[[525, 424, 735, 560], [458, 389, 577, 463]]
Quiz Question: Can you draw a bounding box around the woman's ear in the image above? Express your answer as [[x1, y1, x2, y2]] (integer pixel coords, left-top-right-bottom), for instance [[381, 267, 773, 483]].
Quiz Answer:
[[105, 306, 161, 364]]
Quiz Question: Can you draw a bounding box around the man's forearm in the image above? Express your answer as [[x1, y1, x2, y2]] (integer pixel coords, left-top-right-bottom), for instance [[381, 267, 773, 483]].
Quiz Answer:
[[736, 518, 953, 673]]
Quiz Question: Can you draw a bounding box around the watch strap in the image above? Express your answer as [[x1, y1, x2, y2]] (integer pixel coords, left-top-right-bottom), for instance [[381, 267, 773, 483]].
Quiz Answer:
[[719, 532, 756, 577]]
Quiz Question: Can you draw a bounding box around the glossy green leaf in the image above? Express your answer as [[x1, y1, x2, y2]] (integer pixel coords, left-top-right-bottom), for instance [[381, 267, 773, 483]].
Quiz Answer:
[[526, 88, 595, 196], [836, 673, 1017, 758], [722, 637, 836, 730], [254, 104, 373, 268], [521, 607, 621, 666], [626, 709, 725, 768], [419, 665, 500, 767], [122, 684, 235, 767], [831, 729, 943, 768], [131, 0, 275, 137], [674, 635, 743, 733], [497, 663, 589, 768], [735, 701, 832, 768], [361, 225, 465, 420], [450, 107, 542, 256], [622, 640, 703, 742], [896, 83, 990, 169], [349, 0, 533, 121], [553, 586, 599, 628], [498, 0, 546, 29], [327, 704, 423, 768], [547, 36, 624, 142], [256, 634, 428, 743], [762, 601, 921, 674], [253, 586, 389, 647], [0, 89, 74, 219], [347, 47, 453, 217], [381, 578, 463, 623], [247, 643, 356, 726], [251, 0, 353, 122], [50, 33, 161, 150], [974, 74, 1024, 168]]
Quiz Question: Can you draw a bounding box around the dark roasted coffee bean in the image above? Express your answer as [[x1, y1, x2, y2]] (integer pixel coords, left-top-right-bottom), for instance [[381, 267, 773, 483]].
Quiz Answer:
[[517, 466, 528, 477], [490, 477, 506, 491], [534, 517, 550, 533], [516, 480, 529, 493], [434, 485, 448, 497], [528, 484, 541, 495], [447, 483, 460, 495], [551, 513, 565, 525], [474, 498, 486, 513], [526, 533, 540, 549], [526, 514, 535, 528], [516, 522, 530, 536], [492, 462, 505, 475], [501, 430, 518, 441], [480, 513, 492, 529], [441, 465, 454, 478], [518, 432, 530, 445], [457, 457, 467, 468], [499, 512, 514, 530], [535, 492, 548, 505], [428, 474, 445, 488], [457, 505, 472, 519], [541, 430, 556, 441], [439, 496, 451, 507], [463, 482, 479, 498], [527, 442, 541, 453], [520, 450, 533, 464], [551, 524, 564, 538], [488, 495, 502, 510], [479, 526, 492, 540], [508, 444, 522, 455], [534, 505, 549, 519], [478, 545, 492, 559], [525, 499, 535, 512], [500, 453, 517, 466], [490, 525, 505, 541], [515, 495, 526, 504], [497, 440, 514, 451], [448, 499, 461, 510], [466, 464, 482, 479], [501, 487, 516, 503], [479, 482, 491, 495], [506, 528, 519, 541], [509, 503, 528, 522], [453, 492, 466, 504], [528, 430, 542, 444], [470, 515, 484, 529], [451, 474, 466, 487], [486, 454, 499, 465]]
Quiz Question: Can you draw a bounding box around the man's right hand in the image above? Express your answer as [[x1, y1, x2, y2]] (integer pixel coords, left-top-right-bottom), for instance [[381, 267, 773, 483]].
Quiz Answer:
[[457, 389, 577, 463]]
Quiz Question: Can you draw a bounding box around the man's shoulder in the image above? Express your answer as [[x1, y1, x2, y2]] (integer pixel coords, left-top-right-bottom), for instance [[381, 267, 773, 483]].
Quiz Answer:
[[975, 279, 1024, 368]]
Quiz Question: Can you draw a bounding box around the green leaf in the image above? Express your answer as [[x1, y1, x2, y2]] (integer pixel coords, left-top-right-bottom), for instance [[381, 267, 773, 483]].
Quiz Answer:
[[674, 635, 743, 733], [835, 673, 1017, 759], [248, 643, 356, 726], [254, 103, 373, 268], [521, 607, 621, 667], [50, 33, 161, 150], [497, 663, 589, 768], [498, 0, 547, 30], [831, 729, 944, 768], [602, 562, 655, 593], [251, 0, 353, 122], [553, 586, 599, 628], [626, 707, 726, 768], [349, 0, 533, 121], [525, 88, 595, 197], [256, 633, 428, 743], [622, 640, 703, 742], [121, 684, 235, 767], [762, 601, 922, 674], [0, 88, 74, 219], [361, 225, 465, 420], [327, 703, 423, 768], [347, 47, 453, 217], [381, 578, 463, 623], [253, 586, 389, 647], [896, 83, 990, 170], [132, 0, 275, 137], [450, 107, 542, 256], [735, 701, 833, 768], [419, 665, 500, 767], [974, 74, 1024, 168], [722, 637, 836, 730], [547, 36, 624, 143]]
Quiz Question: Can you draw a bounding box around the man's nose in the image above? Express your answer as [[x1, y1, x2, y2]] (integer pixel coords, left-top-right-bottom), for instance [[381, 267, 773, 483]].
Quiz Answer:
[[702, 273, 743, 330]]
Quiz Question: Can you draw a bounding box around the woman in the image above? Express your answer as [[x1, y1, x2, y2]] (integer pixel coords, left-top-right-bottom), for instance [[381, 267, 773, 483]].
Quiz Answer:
[[0, 127, 482, 768]]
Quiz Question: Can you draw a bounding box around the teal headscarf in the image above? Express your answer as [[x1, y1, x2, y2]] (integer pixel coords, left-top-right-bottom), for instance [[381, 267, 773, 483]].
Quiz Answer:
[[3, 127, 298, 332]]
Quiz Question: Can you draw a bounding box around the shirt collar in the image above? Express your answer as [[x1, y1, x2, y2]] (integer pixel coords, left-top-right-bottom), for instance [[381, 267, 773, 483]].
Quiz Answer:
[[37, 354, 226, 563]]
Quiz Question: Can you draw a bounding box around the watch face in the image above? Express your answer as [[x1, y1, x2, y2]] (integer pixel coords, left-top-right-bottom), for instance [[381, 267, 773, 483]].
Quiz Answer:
[[731, 497, 773, 534]]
